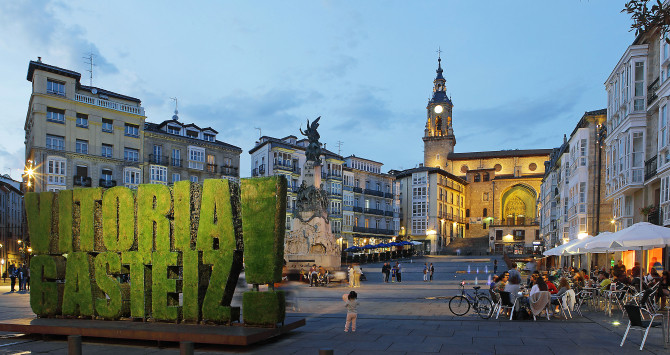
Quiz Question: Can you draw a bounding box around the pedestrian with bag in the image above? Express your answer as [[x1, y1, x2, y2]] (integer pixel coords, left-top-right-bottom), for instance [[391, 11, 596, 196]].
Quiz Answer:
[[430, 263, 435, 282]]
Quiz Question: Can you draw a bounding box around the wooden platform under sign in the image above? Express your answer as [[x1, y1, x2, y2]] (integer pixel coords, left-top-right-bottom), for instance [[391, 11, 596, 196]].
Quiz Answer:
[[0, 317, 306, 346]]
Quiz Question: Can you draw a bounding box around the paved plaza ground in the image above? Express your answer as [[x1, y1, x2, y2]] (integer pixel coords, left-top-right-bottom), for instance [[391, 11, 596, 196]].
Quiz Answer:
[[0, 255, 666, 354]]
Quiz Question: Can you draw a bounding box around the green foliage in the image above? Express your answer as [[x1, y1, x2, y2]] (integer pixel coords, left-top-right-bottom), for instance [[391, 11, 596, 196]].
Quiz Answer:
[[137, 184, 172, 254], [173, 181, 192, 251], [151, 251, 180, 321], [73, 188, 102, 252], [201, 250, 235, 323], [181, 249, 201, 322], [102, 187, 135, 252], [62, 252, 95, 316], [197, 180, 235, 251], [241, 177, 287, 284], [30, 255, 65, 316], [58, 190, 73, 253], [25, 192, 54, 254], [242, 291, 285, 326], [94, 252, 124, 319], [122, 251, 152, 318]]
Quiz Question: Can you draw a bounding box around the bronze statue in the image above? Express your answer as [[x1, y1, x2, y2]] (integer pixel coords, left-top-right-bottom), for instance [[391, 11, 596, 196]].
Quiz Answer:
[[300, 117, 322, 165]]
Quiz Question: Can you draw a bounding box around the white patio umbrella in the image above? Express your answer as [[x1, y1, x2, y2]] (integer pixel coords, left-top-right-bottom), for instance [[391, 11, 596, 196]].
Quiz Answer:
[[568, 232, 613, 254], [544, 238, 582, 256], [613, 222, 670, 249]]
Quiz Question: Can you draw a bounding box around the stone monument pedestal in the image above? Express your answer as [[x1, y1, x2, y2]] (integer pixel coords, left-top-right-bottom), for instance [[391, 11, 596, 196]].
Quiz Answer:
[[284, 212, 341, 272]]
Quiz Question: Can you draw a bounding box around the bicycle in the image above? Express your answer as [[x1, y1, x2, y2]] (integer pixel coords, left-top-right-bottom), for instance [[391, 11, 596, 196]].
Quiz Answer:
[[448, 280, 493, 319]]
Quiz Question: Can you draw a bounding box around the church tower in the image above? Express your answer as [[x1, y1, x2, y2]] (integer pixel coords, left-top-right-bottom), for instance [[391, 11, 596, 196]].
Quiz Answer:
[[422, 55, 455, 169]]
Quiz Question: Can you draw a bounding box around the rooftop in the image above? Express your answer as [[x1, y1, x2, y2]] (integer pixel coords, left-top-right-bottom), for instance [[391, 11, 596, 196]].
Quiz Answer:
[[390, 166, 467, 185], [448, 148, 553, 160], [144, 121, 242, 152]]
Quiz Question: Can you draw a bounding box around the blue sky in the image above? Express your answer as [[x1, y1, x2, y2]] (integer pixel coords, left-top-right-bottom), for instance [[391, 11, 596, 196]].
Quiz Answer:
[[0, 1, 636, 179]]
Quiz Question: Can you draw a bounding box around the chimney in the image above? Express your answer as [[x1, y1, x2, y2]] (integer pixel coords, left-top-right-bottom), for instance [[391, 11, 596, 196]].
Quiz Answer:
[[37, 57, 42, 63], [419, 163, 424, 168]]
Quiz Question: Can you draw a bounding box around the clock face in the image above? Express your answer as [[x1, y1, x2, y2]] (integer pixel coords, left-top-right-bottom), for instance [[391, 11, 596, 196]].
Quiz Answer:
[[434, 105, 443, 114]]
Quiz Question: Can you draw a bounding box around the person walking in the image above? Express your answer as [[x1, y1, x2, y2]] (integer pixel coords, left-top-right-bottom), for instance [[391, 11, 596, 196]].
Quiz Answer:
[[423, 263, 428, 282], [381, 263, 387, 282], [309, 264, 318, 287], [384, 263, 390, 283], [493, 259, 498, 274], [344, 291, 359, 332], [430, 263, 434, 282], [396, 262, 402, 283]]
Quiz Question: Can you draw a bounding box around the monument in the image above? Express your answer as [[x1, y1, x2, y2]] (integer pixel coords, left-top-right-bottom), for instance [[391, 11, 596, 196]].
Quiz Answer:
[[284, 117, 341, 270]]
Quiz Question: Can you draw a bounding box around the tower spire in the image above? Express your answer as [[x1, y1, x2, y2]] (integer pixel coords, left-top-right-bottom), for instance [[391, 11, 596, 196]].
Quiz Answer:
[[170, 97, 179, 121]]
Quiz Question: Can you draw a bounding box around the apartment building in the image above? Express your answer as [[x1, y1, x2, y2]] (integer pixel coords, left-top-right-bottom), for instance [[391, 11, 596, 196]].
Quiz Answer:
[[392, 166, 466, 254], [143, 117, 241, 185], [539, 111, 612, 250], [24, 59, 145, 192], [0, 176, 25, 268], [248, 135, 344, 240], [341, 156, 400, 249]]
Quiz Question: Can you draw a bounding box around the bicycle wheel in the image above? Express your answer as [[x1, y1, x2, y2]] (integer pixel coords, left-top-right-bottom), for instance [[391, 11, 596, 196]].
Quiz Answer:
[[449, 295, 470, 316], [475, 296, 493, 319]]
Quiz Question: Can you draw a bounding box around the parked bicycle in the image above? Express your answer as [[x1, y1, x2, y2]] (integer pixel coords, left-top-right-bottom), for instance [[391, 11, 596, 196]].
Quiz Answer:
[[449, 280, 493, 319]]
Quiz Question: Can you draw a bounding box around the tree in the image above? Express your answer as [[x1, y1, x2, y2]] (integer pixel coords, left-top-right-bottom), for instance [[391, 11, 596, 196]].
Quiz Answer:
[[624, 0, 670, 40]]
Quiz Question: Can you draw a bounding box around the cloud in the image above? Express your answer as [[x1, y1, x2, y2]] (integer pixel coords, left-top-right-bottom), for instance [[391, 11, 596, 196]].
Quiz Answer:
[[454, 87, 584, 152], [0, 0, 117, 74]]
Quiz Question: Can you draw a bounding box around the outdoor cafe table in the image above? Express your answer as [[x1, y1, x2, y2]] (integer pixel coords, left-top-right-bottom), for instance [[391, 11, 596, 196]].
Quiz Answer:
[[581, 286, 598, 310], [603, 289, 626, 317]]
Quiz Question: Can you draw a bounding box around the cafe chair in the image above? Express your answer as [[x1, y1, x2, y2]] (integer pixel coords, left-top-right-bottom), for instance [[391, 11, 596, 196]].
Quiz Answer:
[[495, 291, 517, 320], [529, 291, 551, 321], [620, 304, 663, 351]]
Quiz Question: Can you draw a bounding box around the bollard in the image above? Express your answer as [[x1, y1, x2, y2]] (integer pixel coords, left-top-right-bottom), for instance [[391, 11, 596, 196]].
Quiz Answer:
[[180, 341, 194, 355], [318, 349, 334, 355], [68, 335, 82, 355]]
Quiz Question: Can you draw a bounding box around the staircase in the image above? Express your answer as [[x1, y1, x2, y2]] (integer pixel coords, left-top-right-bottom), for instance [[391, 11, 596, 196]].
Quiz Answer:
[[441, 236, 490, 256]]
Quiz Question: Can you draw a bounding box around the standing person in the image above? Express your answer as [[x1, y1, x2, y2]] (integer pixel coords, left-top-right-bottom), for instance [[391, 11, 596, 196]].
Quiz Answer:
[[493, 259, 498, 274], [348, 266, 354, 287], [381, 263, 388, 282], [430, 263, 435, 282], [391, 263, 397, 282], [353, 264, 361, 287], [9, 264, 15, 292], [18, 266, 24, 291], [344, 291, 359, 332], [423, 263, 428, 282], [310, 264, 318, 287], [396, 262, 402, 283], [384, 263, 391, 283], [508, 263, 521, 283]]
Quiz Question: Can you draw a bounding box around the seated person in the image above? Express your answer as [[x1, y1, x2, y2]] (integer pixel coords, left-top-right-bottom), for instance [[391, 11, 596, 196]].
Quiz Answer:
[[527, 271, 540, 287], [573, 274, 585, 289], [504, 274, 522, 304], [552, 277, 571, 312], [580, 269, 590, 281], [597, 271, 611, 292], [495, 272, 509, 292], [489, 275, 500, 290], [542, 274, 558, 294], [530, 276, 548, 296]]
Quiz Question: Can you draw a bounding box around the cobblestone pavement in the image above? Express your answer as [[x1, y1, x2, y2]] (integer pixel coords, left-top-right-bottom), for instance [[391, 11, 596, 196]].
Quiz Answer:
[[0, 255, 667, 354]]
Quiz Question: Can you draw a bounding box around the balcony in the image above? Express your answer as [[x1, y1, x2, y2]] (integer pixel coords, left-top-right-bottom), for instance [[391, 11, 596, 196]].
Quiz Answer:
[[73, 176, 92, 187], [220, 166, 238, 176], [489, 218, 540, 227], [99, 179, 117, 188], [363, 208, 385, 216], [290, 184, 300, 193], [645, 155, 657, 181], [149, 154, 169, 165], [171, 158, 182, 167], [384, 211, 394, 217], [384, 192, 394, 199], [274, 161, 293, 172], [326, 172, 343, 180], [352, 226, 396, 235], [206, 163, 218, 174], [352, 187, 363, 193], [74, 93, 145, 116], [292, 166, 301, 175], [648, 77, 660, 106], [364, 188, 384, 197], [353, 206, 363, 213]]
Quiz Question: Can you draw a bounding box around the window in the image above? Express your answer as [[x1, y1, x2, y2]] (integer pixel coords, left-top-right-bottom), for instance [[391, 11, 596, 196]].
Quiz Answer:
[[76, 113, 88, 128], [483, 208, 488, 217], [207, 154, 216, 172], [172, 173, 180, 183], [124, 168, 141, 188], [101, 144, 113, 158], [46, 134, 64, 150], [661, 105, 668, 152], [474, 173, 481, 182], [411, 218, 427, 234], [634, 62, 645, 111], [47, 79, 66, 96], [187, 130, 199, 139], [190, 176, 199, 183], [167, 126, 181, 135], [75, 139, 88, 154], [150, 165, 167, 184], [102, 119, 113, 133], [101, 169, 113, 183], [412, 201, 427, 216], [124, 123, 139, 137], [466, 209, 470, 217], [124, 147, 139, 162], [412, 187, 427, 199], [483, 192, 489, 201], [188, 146, 205, 170], [46, 156, 66, 186], [204, 134, 215, 142], [172, 149, 181, 167], [46, 107, 65, 123]]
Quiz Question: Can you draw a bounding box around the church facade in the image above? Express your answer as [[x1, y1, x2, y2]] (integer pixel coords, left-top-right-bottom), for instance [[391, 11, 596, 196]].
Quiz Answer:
[[400, 56, 553, 255]]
